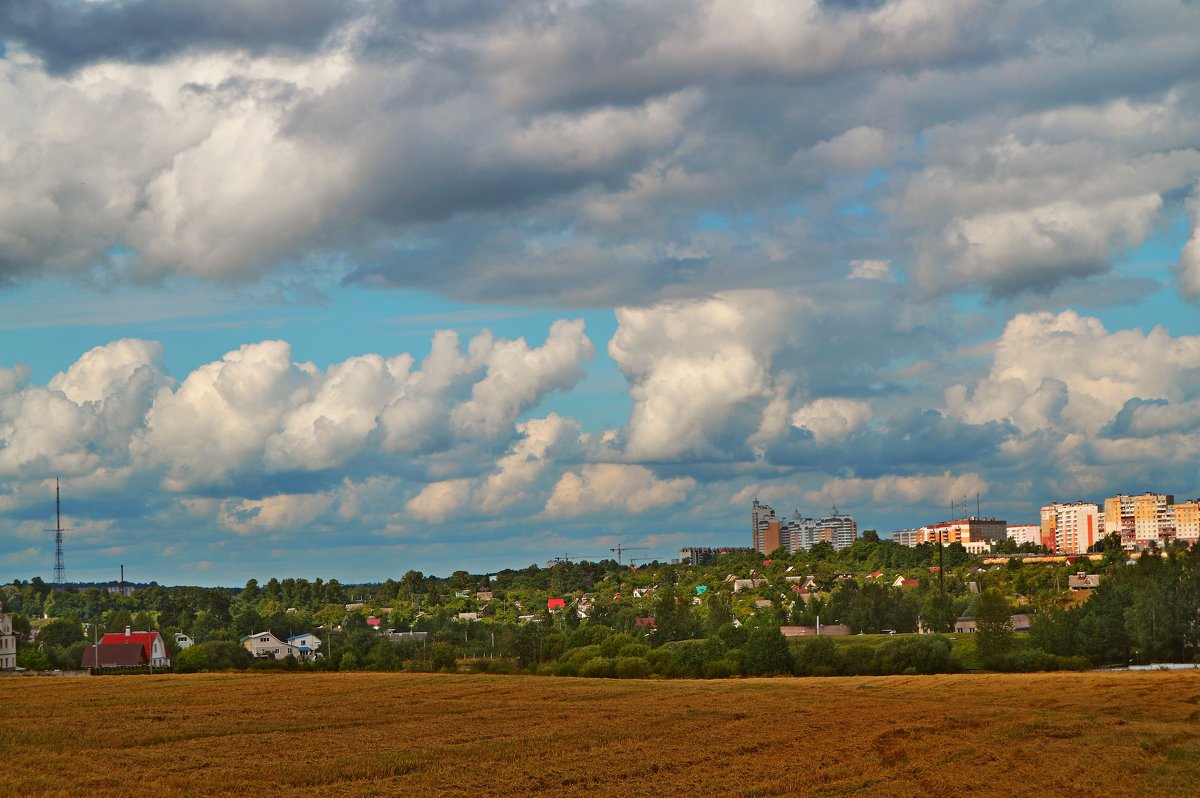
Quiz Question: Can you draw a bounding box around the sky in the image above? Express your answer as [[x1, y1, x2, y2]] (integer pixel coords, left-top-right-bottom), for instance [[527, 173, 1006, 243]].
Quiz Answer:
[[3, 0, 1200, 586]]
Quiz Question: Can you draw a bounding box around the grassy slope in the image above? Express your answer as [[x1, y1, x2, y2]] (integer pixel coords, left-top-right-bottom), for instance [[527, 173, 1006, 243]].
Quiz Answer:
[[2, 670, 1199, 798]]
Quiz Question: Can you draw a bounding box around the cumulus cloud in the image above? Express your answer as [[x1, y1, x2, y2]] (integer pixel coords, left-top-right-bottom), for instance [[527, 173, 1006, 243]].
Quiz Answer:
[[849, 259, 893, 281], [946, 310, 1200, 435], [804, 471, 987, 509], [543, 464, 695, 518], [1177, 187, 1200, 299], [0, 1, 1194, 307], [791, 398, 873, 443], [219, 491, 336, 536], [609, 291, 794, 460]]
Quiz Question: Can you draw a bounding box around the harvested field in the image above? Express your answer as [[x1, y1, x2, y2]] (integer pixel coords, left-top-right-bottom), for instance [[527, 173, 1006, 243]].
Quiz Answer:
[[3, 670, 1199, 797]]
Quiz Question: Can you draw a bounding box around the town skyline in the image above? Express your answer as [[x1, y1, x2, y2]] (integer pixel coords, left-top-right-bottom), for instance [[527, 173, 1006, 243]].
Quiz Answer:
[[3, 2, 1200, 585]]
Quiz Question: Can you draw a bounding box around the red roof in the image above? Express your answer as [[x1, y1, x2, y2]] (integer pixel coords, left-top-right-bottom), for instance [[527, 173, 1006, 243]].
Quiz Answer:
[[899, 579, 920, 587], [634, 617, 656, 628], [100, 630, 160, 662], [547, 598, 566, 610], [83, 642, 146, 668], [868, 570, 884, 578]]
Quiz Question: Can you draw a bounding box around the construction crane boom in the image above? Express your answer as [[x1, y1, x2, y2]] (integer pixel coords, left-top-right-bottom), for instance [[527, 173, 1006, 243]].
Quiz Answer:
[[609, 543, 648, 564]]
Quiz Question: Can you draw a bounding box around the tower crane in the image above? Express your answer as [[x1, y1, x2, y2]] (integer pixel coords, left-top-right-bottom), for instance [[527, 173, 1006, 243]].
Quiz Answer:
[[610, 543, 648, 564]]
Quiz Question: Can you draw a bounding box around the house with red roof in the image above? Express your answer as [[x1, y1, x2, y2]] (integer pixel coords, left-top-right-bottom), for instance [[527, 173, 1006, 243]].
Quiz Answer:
[[82, 642, 147, 669], [96, 626, 170, 668], [547, 598, 566, 611]]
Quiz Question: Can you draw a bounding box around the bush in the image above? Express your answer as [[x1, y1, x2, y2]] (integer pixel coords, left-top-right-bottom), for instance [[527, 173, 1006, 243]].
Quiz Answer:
[[742, 625, 792, 676], [18, 648, 51, 671], [839, 644, 877, 676], [186, 640, 253, 671], [176, 645, 210, 673], [614, 656, 650, 679], [430, 642, 457, 672], [667, 641, 708, 678], [616, 642, 651, 659], [646, 647, 674, 675], [872, 635, 956, 675], [553, 659, 580, 677], [599, 633, 637, 658], [562, 645, 602, 668], [998, 648, 1065, 672], [579, 657, 613, 678], [567, 624, 613, 649], [702, 658, 738, 679], [792, 637, 842, 676]]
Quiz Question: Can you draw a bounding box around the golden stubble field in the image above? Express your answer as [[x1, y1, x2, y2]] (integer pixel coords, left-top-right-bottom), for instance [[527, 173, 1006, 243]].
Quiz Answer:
[[2, 670, 1199, 798]]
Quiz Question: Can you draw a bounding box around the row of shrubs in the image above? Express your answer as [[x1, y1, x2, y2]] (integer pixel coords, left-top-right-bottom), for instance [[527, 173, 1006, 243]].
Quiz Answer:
[[167, 634, 1091, 678]]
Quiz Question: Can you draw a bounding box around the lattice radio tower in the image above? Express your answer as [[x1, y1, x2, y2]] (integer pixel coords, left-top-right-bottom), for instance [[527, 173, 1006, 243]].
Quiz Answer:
[[47, 478, 70, 584]]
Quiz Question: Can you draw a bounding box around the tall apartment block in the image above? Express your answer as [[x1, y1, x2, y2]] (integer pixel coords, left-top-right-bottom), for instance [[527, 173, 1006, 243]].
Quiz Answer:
[[1040, 502, 1101, 555], [751, 499, 857, 554], [1104, 492, 1175, 549]]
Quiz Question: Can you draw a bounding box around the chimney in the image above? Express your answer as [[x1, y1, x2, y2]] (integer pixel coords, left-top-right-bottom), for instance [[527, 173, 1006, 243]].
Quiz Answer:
[[125, 626, 131, 636]]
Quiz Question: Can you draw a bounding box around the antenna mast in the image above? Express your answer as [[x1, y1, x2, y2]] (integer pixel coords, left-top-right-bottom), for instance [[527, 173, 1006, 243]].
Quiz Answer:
[[49, 478, 69, 584]]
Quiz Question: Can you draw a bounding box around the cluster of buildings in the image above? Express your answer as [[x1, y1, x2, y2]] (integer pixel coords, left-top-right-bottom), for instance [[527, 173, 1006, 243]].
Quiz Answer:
[[750, 499, 858, 554], [884, 491, 1200, 557], [241, 631, 322, 661], [891, 517, 1008, 555], [1038, 492, 1199, 553]]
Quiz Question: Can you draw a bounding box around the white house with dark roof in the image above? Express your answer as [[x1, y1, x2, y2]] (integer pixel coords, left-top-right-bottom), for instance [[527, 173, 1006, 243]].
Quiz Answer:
[[242, 631, 301, 660], [0, 610, 16, 670], [287, 633, 322, 660]]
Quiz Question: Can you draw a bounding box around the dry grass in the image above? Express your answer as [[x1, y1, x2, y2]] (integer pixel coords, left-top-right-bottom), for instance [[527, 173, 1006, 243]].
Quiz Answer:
[[3, 670, 1200, 797]]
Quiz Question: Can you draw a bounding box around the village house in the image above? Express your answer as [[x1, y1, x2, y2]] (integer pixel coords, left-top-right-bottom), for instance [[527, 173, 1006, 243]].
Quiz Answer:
[[0, 610, 16, 670], [97, 627, 171, 668], [174, 632, 194, 650], [1068, 573, 1102, 590], [287, 633, 322, 659], [241, 630, 300, 660], [83, 642, 146, 670]]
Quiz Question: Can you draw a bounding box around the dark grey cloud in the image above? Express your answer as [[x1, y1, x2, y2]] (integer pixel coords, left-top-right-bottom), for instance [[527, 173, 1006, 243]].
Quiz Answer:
[[0, 0, 358, 74], [1, 0, 1198, 308]]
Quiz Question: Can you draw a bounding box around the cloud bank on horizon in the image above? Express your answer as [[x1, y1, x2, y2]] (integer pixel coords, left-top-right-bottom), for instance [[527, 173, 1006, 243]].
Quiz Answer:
[[2, 0, 1200, 583]]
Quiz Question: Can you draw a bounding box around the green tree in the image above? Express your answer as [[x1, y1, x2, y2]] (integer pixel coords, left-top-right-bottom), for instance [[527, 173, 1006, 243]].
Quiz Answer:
[[37, 617, 83, 649], [974, 589, 1014, 668], [430, 642, 457, 672], [741, 618, 791, 676], [18, 647, 51, 670]]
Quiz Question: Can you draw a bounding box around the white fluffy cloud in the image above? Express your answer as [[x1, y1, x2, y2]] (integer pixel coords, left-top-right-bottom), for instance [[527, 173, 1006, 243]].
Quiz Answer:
[[1178, 187, 1200, 299], [946, 310, 1200, 435], [805, 471, 987, 510], [543, 464, 695, 519], [791, 398, 873, 444], [609, 291, 795, 460]]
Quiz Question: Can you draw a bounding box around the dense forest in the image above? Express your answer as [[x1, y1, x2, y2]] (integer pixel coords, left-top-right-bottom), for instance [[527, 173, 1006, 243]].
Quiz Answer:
[[5, 532, 1198, 678]]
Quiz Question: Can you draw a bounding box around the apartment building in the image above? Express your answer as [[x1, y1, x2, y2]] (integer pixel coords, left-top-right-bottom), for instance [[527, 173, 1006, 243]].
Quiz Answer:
[[889, 517, 1006, 553], [1006, 524, 1041, 547], [1040, 502, 1101, 555], [751, 500, 858, 554], [1104, 492, 1175, 549]]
